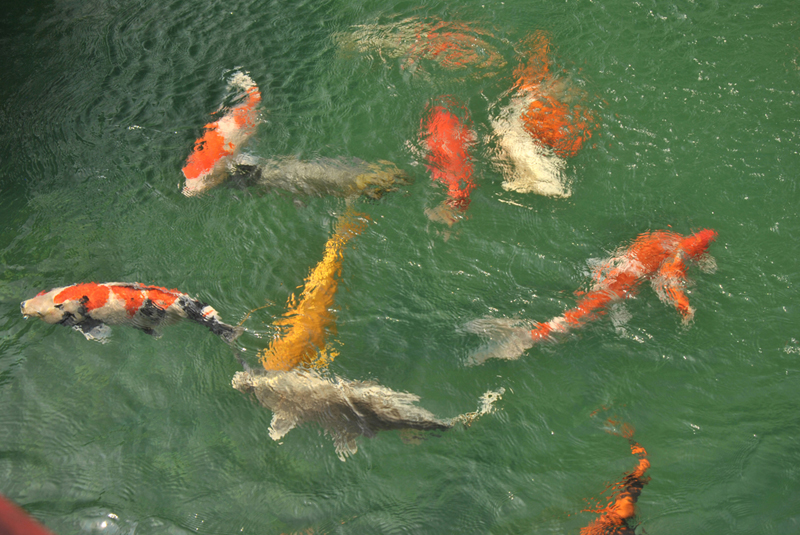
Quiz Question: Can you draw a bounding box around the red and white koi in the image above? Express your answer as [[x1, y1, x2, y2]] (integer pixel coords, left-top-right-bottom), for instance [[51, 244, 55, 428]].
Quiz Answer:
[[21, 282, 241, 342], [182, 71, 261, 196], [466, 229, 718, 363], [491, 31, 599, 197]]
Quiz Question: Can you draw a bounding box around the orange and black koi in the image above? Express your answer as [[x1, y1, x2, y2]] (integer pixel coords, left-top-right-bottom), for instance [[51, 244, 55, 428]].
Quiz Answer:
[[21, 282, 241, 342], [580, 422, 650, 535]]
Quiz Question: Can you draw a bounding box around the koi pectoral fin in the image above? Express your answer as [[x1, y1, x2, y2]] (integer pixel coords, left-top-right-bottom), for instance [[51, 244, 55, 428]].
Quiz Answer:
[[651, 278, 695, 323], [269, 412, 300, 441], [73, 320, 112, 343], [461, 317, 534, 365]]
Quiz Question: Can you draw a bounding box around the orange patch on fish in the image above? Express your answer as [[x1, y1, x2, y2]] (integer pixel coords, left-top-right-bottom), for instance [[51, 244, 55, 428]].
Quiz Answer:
[[259, 210, 369, 372], [579, 420, 651, 534], [142, 286, 180, 310], [512, 30, 599, 159], [108, 285, 146, 317], [421, 99, 476, 209], [54, 283, 110, 312], [521, 97, 596, 158], [182, 127, 232, 181]]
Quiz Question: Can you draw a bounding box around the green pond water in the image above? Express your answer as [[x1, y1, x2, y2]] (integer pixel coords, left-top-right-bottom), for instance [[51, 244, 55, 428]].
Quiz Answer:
[[1, 0, 798, 533]]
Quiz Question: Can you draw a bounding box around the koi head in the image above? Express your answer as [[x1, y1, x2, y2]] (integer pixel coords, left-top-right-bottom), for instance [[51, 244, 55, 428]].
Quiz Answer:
[[21, 288, 71, 324], [681, 229, 718, 259]]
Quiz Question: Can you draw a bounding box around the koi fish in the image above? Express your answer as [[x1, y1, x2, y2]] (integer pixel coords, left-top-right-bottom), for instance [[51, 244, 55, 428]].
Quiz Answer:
[[420, 97, 477, 223], [0, 494, 56, 535], [230, 155, 411, 199], [466, 229, 718, 364], [257, 209, 369, 372], [21, 282, 242, 343], [580, 421, 650, 535], [232, 368, 504, 460], [182, 71, 261, 197], [491, 31, 599, 197], [336, 17, 505, 78]]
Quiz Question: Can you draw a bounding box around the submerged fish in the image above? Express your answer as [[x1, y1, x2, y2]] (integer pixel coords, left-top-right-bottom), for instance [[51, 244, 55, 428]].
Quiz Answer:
[[466, 229, 718, 364], [21, 282, 241, 342], [257, 209, 369, 372], [336, 17, 506, 78], [182, 71, 262, 196], [420, 97, 477, 224], [232, 368, 504, 460], [491, 31, 599, 197], [231, 155, 411, 200], [580, 421, 650, 535]]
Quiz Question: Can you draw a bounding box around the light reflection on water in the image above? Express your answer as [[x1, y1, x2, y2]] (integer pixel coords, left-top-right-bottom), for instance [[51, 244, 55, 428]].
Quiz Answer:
[[0, 0, 798, 533]]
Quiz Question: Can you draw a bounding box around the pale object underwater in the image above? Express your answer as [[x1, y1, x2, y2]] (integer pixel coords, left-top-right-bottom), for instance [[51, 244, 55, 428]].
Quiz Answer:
[[490, 95, 570, 198], [231, 155, 411, 200], [232, 368, 504, 461]]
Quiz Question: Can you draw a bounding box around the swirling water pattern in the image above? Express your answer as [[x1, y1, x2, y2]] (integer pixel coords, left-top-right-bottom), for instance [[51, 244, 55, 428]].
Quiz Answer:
[[1, 0, 798, 533]]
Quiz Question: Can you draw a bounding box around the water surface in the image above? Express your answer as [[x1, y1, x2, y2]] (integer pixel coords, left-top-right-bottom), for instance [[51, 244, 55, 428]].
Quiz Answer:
[[1, 0, 798, 533]]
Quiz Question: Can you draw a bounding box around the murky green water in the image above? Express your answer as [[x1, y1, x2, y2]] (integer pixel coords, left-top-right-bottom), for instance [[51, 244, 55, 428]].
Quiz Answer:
[[1, 0, 798, 533]]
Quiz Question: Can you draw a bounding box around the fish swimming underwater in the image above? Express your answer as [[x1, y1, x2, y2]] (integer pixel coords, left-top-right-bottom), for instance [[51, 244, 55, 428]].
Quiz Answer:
[[490, 31, 599, 197], [232, 368, 504, 460], [21, 282, 241, 342], [235, 209, 504, 459], [466, 229, 718, 364], [182, 71, 262, 196], [420, 97, 477, 224], [336, 17, 506, 79], [579, 421, 651, 535], [230, 155, 411, 200], [257, 209, 369, 372]]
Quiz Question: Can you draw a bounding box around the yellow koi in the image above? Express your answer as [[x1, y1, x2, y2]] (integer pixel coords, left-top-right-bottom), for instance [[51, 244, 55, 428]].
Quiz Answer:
[[259, 209, 369, 371]]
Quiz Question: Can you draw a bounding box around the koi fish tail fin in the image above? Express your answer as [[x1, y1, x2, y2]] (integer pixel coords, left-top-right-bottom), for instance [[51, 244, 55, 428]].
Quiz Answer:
[[448, 387, 505, 427], [178, 297, 244, 342], [461, 317, 535, 365], [334, 208, 371, 243], [212, 321, 245, 343], [651, 266, 695, 324]]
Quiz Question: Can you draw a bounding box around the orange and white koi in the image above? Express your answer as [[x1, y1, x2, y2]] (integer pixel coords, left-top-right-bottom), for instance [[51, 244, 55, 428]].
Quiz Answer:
[[580, 421, 650, 535], [420, 97, 477, 222], [182, 71, 261, 196], [257, 209, 370, 372], [466, 229, 718, 363], [21, 282, 241, 342], [491, 31, 599, 197]]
